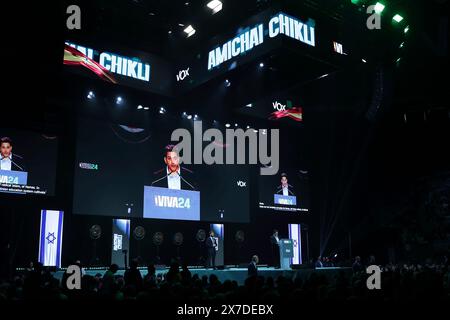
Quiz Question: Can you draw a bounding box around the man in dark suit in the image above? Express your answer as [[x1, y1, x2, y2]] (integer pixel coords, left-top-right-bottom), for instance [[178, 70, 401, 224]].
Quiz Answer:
[[248, 255, 259, 277], [151, 144, 196, 190], [206, 230, 218, 269], [270, 230, 280, 269], [0, 137, 25, 171], [275, 173, 295, 196], [352, 256, 364, 273]]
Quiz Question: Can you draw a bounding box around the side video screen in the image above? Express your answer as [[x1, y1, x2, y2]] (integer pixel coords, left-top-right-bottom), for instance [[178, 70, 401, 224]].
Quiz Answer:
[[0, 130, 58, 196], [259, 169, 310, 213]]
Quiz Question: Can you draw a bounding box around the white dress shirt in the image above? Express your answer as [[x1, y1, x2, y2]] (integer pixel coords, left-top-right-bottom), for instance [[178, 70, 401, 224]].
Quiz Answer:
[[167, 167, 181, 190], [282, 186, 289, 196], [210, 236, 218, 250], [0, 154, 12, 171]]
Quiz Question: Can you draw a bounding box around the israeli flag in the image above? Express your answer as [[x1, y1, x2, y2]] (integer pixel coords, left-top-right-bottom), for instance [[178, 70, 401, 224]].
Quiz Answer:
[[289, 224, 302, 265], [38, 210, 64, 267]]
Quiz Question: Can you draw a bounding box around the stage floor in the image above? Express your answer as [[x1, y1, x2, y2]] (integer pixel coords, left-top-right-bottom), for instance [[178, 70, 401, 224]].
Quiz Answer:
[[53, 267, 351, 285]]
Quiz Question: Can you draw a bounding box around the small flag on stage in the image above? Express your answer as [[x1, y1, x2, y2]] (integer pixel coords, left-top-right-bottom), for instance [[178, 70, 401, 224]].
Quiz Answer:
[[38, 210, 64, 267], [288, 224, 302, 265]]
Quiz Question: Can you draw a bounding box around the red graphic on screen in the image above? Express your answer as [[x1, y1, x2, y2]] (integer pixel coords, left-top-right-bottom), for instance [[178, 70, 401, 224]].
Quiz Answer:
[[269, 107, 303, 122], [63, 44, 117, 84]]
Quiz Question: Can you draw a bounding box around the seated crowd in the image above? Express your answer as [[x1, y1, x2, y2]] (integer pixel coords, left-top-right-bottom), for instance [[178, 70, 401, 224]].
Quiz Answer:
[[0, 256, 449, 301]]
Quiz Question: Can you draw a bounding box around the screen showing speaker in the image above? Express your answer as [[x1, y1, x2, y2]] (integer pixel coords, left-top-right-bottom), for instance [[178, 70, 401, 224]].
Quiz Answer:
[[73, 118, 250, 222], [0, 129, 58, 196], [259, 169, 310, 212]]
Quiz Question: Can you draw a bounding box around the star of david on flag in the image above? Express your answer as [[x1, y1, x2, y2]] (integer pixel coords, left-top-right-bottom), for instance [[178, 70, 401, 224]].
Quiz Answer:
[[39, 210, 64, 267], [46, 232, 56, 244]]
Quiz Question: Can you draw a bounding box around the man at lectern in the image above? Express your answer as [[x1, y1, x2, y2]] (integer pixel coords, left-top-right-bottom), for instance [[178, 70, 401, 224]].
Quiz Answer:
[[151, 144, 196, 190], [206, 230, 218, 269], [0, 137, 25, 171]]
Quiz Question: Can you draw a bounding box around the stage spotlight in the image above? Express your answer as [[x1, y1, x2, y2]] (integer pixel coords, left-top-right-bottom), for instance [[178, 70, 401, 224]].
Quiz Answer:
[[374, 2, 385, 14], [225, 123, 231, 128], [225, 79, 231, 87], [116, 96, 123, 104], [194, 114, 198, 119], [392, 14, 403, 23], [259, 62, 264, 68], [245, 103, 253, 108], [137, 105, 143, 110], [399, 42, 405, 48], [144, 107, 149, 110], [159, 107, 166, 114], [182, 112, 187, 117], [362, 58, 367, 63], [404, 25, 409, 33], [87, 91, 95, 99], [246, 125, 250, 129], [261, 129, 267, 135], [187, 115, 192, 120], [168, 30, 172, 34], [207, 0, 222, 14], [234, 123, 238, 127], [183, 25, 196, 37]]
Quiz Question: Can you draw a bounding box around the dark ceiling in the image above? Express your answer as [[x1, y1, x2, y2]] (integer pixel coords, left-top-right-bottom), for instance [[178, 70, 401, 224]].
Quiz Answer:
[[65, 0, 276, 55], [2, 0, 448, 125]]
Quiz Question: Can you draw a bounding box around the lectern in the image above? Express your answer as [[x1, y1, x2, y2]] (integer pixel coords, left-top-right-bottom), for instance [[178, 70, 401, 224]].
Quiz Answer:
[[279, 239, 294, 269]]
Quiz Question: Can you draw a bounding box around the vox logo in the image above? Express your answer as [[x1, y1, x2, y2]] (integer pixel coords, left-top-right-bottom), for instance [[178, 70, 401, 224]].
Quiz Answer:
[[272, 101, 286, 111], [176, 68, 190, 81], [237, 180, 247, 187]]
